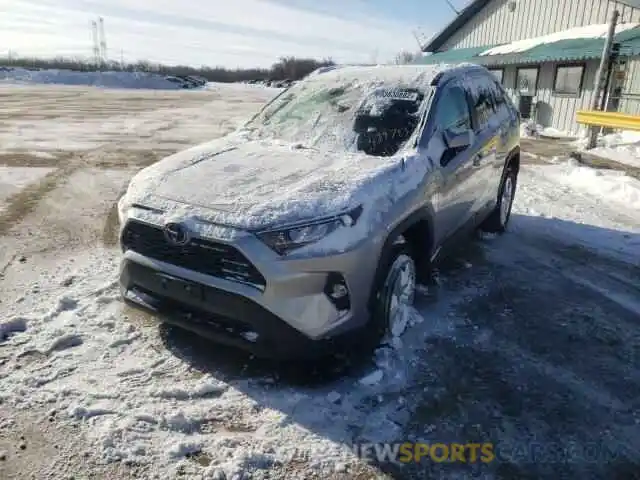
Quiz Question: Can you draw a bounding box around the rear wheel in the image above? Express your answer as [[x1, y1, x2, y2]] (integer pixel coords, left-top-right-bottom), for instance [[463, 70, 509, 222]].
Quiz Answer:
[[481, 166, 517, 234]]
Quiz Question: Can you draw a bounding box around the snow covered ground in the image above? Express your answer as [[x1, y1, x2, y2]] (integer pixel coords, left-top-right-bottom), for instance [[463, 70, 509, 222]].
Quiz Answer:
[[574, 130, 640, 168], [1, 84, 639, 480], [0, 83, 272, 158]]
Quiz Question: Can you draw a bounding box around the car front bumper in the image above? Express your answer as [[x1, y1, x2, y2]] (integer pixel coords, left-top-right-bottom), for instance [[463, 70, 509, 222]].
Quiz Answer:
[[120, 261, 343, 359], [118, 223, 381, 358]]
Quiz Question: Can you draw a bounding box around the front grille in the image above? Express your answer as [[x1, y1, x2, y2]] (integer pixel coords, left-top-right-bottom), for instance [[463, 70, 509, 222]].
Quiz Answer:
[[121, 220, 266, 289]]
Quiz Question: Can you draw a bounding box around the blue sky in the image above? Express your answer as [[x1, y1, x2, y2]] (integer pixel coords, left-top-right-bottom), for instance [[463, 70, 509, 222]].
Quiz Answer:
[[1, 0, 463, 68]]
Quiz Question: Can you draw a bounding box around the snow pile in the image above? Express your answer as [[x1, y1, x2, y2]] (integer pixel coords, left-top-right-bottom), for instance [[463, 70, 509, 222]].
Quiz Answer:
[[574, 130, 640, 168], [538, 159, 640, 211], [520, 121, 541, 138], [511, 163, 640, 263], [520, 121, 582, 139], [0, 67, 197, 90], [481, 22, 639, 56], [538, 127, 578, 139]]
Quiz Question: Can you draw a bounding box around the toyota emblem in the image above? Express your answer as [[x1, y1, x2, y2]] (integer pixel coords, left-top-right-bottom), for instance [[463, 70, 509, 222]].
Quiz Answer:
[[164, 222, 190, 246]]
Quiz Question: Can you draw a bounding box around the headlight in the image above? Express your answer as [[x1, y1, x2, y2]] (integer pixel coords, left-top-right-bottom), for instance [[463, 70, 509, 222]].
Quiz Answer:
[[117, 194, 129, 226], [257, 205, 363, 255]]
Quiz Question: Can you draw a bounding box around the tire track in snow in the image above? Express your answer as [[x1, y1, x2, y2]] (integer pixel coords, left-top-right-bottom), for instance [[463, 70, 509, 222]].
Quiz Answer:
[[0, 160, 79, 236], [0, 152, 62, 168]]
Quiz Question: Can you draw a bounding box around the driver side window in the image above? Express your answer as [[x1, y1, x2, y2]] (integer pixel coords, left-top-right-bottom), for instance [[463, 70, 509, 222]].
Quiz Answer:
[[433, 85, 472, 166], [434, 85, 472, 135]]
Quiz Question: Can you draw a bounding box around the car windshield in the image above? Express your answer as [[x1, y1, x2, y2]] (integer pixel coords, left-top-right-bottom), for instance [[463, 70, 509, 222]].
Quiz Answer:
[[244, 69, 432, 157]]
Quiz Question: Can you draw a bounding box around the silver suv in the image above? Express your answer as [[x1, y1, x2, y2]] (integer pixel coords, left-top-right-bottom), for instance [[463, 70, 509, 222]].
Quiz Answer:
[[118, 64, 520, 359]]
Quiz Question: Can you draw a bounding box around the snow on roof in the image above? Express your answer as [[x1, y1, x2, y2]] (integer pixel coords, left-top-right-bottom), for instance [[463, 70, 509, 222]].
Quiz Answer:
[[307, 63, 456, 87], [480, 22, 640, 56]]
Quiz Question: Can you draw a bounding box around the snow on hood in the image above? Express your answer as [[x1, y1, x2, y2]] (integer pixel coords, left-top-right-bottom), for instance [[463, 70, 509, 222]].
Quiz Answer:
[[122, 134, 425, 233]]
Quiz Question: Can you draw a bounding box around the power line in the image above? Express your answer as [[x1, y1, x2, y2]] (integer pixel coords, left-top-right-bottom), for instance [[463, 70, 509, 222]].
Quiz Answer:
[[444, 0, 460, 15]]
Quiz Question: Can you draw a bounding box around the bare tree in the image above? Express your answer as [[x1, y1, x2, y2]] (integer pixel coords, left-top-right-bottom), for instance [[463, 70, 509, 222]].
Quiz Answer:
[[394, 50, 420, 65]]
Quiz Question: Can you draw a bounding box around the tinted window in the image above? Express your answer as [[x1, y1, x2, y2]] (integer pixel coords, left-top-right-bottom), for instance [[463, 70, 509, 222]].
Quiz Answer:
[[434, 85, 471, 134]]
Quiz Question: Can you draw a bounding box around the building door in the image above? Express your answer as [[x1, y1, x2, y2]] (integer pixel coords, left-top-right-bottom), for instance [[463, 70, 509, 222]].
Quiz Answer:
[[516, 67, 539, 119]]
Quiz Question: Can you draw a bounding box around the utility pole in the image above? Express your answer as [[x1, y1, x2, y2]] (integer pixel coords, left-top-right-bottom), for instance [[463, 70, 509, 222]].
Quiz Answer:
[[98, 17, 107, 65], [91, 20, 100, 67], [588, 9, 619, 149]]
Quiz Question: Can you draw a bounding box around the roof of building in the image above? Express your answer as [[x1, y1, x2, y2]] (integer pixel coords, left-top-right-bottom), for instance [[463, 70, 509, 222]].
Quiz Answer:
[[422, 0, 492, 52], [417, 23, 640, 66]]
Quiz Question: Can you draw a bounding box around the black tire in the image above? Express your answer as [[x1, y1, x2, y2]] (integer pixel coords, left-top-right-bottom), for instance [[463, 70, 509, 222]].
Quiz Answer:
[[481, 166, 517, 234], [368, 242, 417, 346]]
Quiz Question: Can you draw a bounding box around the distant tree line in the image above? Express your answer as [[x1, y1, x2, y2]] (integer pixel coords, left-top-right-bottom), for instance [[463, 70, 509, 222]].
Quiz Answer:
[[394, 50, 421, 65], [0, 55, 336, 82]]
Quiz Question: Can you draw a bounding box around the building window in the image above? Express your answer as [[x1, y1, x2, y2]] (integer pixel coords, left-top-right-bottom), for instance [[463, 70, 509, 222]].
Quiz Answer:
[[488, 68, 504, 84], [553, 64, 584, 95], [516, 67, 539, 95]]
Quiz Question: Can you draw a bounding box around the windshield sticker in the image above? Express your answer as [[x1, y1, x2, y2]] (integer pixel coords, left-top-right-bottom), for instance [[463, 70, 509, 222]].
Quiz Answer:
[[374, 89, 419, 102]]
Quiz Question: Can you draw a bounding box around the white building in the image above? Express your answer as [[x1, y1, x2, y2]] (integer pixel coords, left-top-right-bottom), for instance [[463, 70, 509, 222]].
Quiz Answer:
[[419, 0, 640, 135]]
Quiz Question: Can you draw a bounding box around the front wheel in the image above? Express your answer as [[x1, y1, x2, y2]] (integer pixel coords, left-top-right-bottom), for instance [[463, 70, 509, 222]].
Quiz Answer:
[[481, 166, 517, 234], [369, 244, 417, 344]]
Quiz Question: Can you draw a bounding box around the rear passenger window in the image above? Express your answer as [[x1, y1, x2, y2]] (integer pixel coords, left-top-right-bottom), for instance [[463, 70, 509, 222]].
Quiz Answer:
[[434, 85, 471, 135]]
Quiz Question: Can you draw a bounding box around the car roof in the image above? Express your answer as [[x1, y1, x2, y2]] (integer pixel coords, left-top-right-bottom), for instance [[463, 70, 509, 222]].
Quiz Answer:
[[306, 63, 490, 88]]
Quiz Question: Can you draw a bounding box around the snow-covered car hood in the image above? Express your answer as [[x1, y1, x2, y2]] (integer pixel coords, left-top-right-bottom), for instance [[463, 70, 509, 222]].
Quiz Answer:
[[121, 135, 423, 231]]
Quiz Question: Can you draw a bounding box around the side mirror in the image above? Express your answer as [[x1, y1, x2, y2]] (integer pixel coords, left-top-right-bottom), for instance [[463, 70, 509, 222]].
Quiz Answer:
[[443, 128, 472, 149]]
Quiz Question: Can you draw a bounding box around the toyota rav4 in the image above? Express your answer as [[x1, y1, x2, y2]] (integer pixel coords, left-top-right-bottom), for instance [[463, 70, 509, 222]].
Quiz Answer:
[[117, 64, 520, 358]]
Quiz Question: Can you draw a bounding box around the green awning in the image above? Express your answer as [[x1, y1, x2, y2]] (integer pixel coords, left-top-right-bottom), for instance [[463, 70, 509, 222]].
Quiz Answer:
[[417, 25, 640, 66], [416, 45, 499, 65]]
